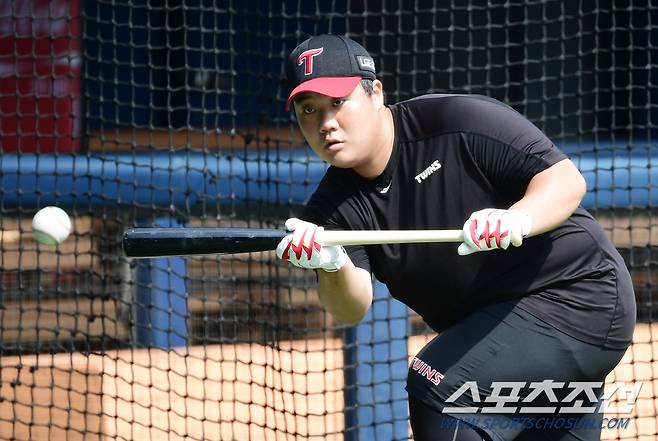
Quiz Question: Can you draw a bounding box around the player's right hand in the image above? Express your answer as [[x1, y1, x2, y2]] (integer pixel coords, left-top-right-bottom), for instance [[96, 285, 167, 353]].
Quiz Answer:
[[275, 218, 349, 272]]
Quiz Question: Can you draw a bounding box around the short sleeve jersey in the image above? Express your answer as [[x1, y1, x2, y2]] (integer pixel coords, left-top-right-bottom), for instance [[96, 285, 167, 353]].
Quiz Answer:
[[303, 94, 635, 350]]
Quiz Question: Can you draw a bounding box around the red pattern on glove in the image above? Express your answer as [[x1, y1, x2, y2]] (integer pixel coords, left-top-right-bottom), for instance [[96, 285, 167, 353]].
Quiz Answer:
[[479, 219, 509, 248], [281, 227, 321, 260]]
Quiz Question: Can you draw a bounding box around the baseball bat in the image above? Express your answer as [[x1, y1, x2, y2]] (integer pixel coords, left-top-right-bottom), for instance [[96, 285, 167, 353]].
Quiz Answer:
[[122, 227, 464, 258]]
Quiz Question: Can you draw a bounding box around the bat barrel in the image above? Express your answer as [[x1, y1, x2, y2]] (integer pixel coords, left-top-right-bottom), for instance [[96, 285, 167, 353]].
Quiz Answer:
[[123, 228, 287, 257]]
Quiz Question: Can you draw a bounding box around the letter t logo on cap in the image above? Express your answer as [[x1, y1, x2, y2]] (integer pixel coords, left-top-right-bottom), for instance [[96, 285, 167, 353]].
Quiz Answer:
[[297, 48, 324, 75]]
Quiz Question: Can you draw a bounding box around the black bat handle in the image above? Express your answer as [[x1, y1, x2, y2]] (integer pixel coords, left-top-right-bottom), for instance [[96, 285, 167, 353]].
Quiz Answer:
[[122, 228, 288, 257]]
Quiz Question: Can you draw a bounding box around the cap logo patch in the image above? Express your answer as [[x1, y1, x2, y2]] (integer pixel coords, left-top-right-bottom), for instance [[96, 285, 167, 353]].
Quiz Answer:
[[297, 48, 324, 75], [356, 55, 375, 72]]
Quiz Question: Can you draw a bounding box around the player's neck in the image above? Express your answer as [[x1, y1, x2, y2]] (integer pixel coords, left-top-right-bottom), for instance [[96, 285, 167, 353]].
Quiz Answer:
[[352, 107, 395, 179]]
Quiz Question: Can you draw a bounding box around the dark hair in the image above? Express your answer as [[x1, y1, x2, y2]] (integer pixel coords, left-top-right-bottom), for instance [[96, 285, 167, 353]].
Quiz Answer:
[[360, 78, 374, 95]]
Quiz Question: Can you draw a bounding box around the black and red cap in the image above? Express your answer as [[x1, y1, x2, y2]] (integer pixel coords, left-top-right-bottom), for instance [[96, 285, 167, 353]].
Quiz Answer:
[[286, 34, 376, 110]]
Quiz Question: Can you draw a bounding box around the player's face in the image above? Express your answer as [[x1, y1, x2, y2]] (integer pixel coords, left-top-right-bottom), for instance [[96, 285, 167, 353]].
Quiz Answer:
[[293, 81, 387, 171]]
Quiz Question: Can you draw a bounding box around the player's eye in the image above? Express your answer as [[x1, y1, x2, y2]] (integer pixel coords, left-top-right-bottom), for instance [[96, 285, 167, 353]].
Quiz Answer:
[[332, 99, 345, 107], [302, 106, 315, 115]]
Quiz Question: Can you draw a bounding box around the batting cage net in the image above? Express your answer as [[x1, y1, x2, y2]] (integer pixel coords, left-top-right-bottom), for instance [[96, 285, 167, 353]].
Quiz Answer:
[[0, 1, 656, 440]]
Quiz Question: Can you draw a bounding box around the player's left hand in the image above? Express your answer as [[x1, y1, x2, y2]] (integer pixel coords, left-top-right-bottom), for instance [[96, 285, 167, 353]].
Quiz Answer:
[[457, 209, 532, 256]]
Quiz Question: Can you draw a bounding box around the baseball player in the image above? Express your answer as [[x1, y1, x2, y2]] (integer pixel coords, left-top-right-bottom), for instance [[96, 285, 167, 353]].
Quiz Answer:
[[276, 34, 636, 441]]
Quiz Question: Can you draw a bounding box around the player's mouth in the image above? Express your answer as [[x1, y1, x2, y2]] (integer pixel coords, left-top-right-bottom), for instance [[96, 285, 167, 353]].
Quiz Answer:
[[324, 139, 344, 150]]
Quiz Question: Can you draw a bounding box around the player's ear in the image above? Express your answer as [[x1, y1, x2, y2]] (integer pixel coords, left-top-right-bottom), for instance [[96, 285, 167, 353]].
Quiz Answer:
[[371, 79, 386, 106]]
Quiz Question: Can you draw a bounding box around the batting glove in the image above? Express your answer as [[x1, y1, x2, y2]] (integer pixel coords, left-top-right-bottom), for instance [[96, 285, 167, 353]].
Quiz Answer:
[[457, 209, 532, 256], [275, 218, 349, 272]]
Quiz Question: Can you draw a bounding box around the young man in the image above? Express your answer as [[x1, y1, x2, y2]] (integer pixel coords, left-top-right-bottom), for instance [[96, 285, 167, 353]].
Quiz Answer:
[[276, 34, 636, 441]]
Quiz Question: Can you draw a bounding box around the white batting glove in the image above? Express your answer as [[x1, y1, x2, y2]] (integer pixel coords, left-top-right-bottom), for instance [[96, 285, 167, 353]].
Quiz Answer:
[[457, 209, 532, 256], [275, 218, 349, 272]]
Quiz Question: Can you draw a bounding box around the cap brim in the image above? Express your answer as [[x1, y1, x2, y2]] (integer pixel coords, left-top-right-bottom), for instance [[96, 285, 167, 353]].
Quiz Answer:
[[286, 76, 361, 111]]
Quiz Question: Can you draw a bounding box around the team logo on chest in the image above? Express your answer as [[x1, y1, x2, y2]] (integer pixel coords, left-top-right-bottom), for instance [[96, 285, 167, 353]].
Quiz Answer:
[[414, 159, 442, 183]]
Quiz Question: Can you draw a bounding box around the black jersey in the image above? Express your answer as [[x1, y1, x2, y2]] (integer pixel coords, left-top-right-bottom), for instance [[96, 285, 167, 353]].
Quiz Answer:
[[303, 94, 635, 350]]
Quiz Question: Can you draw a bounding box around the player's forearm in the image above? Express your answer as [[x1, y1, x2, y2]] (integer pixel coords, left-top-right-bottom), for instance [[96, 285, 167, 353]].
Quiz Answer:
[[510, 159, 586, 236], [317, 261, 373, 325]]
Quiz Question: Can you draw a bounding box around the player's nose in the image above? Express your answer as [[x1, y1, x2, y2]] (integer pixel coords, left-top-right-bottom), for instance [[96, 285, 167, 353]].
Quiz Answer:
[[319, 110, 339, 133]]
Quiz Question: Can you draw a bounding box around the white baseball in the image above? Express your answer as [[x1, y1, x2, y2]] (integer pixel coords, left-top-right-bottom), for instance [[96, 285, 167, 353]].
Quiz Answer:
[[32, 206, 72, 245]]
